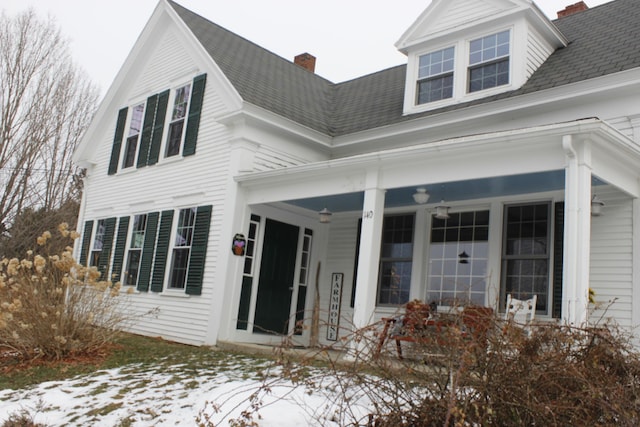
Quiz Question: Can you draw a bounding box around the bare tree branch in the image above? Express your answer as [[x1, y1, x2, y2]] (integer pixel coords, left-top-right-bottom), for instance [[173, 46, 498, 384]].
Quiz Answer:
[[0, 9, 98, 230]]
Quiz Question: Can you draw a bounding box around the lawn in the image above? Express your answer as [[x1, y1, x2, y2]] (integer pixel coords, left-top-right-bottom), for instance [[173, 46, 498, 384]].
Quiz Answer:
[[0, 334, 340, 426]]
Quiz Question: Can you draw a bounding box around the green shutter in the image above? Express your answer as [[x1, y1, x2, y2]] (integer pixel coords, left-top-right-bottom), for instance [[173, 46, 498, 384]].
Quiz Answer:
[[108, 108, 128, 175], [97, 217, 117, 281], [552, 202, 564, 319], [110, 216, 130, 283], [137, 212, 159, 292], [136, 94, 158, 168], [79, 220, 94, 266], [148, 90, 169, 165], [182, 74, 207, 157], [151, 210, 174, 292], [185, 205, 212, 295]]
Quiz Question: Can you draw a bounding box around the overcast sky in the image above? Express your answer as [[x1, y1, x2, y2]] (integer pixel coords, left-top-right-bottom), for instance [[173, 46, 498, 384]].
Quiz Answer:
[[2, 0, 612, 96]]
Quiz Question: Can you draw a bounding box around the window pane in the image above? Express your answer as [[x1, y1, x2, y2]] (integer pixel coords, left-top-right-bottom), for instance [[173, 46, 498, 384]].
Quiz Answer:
[[428, 211, 490, 306], [169, 247, 190, 289], [166, 120, 184, 157], [418, 74, 454, 104], [171, 85, 191, 121], [418, 47, 455, 79], [377, 214, 414, 305], [123, 136, 138, 168], [124, 250, 141, 286], [128, 103, 144, 137]]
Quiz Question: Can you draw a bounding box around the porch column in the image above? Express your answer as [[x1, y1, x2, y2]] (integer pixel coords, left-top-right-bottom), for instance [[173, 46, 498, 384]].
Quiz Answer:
[[352, 182, 386, 331], [562, 136, 592, 326]]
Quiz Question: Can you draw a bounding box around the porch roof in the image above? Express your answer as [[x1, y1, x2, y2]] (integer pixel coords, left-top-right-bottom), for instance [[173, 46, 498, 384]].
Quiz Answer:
[[236, 119, 640, 215]]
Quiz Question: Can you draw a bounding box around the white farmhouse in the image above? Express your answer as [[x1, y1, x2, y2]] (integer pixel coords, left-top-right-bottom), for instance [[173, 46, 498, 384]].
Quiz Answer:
[[73, 0, 640, 347]]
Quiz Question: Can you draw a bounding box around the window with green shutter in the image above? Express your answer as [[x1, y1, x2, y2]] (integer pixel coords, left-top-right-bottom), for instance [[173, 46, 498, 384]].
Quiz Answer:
[[135, 95, 158, 168], [96, 217, 117, 281], [108, 108, 128, 175], [137, 212, 159, 292], [151, 210, 174, 292], [79, 220, 94, 266], [183, 74, 206, 157], [111, 216, 130, 283], [185, 205, 212, 295]]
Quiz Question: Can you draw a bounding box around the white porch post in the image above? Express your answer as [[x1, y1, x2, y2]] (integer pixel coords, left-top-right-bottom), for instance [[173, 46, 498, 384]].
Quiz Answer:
[[562, 136, 592, 326], [352, 180, 386, 332]]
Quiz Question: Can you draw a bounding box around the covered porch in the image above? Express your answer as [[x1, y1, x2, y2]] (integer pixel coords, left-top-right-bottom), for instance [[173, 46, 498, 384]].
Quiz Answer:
[[230, 119, 640, 347]]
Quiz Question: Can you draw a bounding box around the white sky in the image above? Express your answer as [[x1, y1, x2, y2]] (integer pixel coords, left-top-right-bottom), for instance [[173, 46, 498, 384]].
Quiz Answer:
[[2, 0, 612, 96]]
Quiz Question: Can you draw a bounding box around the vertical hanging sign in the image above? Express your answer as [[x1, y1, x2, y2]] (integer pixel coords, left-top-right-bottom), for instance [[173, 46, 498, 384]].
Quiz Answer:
[[327, 273, 344, 341]]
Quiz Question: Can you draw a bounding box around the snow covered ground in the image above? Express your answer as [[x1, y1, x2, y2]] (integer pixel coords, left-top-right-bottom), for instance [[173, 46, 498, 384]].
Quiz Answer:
[[0, 353, 367, 426]]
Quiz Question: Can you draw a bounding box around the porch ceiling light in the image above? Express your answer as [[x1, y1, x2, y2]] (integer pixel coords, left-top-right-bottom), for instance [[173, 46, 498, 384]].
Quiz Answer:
[[318, 207, 333, 223], [435, 201, 450, 219], [591, 195, 605, 216], [413, 188, 430, 204]]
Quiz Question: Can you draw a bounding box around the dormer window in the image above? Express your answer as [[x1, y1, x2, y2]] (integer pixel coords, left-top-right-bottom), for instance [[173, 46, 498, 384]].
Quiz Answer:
[[417, 46, 455, 104], [468, 30, 510, 93]]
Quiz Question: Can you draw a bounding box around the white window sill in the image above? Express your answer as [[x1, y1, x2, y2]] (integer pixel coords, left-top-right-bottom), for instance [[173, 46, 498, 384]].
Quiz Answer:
[[159, 289, 190, 298]]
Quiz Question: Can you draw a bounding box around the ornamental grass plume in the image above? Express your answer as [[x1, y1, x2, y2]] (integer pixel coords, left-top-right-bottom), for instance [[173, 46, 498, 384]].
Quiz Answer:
[[0, 226, 131, 361]]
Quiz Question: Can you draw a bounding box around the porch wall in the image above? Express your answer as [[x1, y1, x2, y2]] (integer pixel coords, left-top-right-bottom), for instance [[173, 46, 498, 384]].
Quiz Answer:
[[318, 214, 359, 347], [589, 186, 634, 329]]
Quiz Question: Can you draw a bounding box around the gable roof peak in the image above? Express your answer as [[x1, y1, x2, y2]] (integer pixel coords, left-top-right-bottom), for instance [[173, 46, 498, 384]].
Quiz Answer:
[[396, 0, 563, 52]]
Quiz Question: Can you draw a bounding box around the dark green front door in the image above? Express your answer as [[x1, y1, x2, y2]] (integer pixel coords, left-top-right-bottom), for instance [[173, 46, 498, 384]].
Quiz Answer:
[[253, 219, 299, 335]]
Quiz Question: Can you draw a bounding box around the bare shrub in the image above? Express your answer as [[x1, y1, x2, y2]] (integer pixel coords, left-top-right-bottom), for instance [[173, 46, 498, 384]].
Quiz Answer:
[[219, 308, 640, 426], [0, 225, 133, 361]]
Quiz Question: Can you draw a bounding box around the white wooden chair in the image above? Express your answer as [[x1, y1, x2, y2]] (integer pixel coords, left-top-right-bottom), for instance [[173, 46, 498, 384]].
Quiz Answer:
[[504, 294, 537, 328]]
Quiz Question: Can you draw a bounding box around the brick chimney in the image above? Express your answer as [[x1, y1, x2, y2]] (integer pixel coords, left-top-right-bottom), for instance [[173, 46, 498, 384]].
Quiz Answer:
[[557, 1, 589, 18], [294, 53, 316, 73]]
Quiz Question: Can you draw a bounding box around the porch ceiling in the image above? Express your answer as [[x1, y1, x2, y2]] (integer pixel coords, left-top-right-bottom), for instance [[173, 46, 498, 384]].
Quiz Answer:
[[283, 170, 605, 214]]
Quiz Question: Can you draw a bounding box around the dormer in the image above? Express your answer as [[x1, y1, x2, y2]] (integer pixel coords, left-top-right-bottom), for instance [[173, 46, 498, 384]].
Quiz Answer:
[[396, 0, 568, 115]]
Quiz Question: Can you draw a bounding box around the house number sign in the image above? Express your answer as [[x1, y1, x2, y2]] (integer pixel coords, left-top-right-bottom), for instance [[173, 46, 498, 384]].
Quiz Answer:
[[326, 273, 344, 341]]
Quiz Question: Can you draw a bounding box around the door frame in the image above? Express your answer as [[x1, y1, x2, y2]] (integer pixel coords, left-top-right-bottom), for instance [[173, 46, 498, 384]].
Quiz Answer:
[[238, 207, 320, 346]]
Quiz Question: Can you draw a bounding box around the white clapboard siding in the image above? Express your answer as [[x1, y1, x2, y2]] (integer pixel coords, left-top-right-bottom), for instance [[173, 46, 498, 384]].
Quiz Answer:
[[80, 25, 238, 346], [429, 0, 504, 35], [137, 27, 197, 94], [526, 27, 555, 79], [589, 188, 633, 327], [318, 214, 360, 346]]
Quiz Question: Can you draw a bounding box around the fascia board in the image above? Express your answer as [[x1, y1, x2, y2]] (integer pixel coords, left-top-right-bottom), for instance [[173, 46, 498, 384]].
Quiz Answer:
[[237, 119, 632, 189], [333, 67, 640, 150], [236, 120, 634, 206]]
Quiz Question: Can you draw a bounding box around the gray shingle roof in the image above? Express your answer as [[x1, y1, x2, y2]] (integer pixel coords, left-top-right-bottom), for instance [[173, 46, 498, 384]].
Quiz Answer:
[[168, 0, 640, 137]]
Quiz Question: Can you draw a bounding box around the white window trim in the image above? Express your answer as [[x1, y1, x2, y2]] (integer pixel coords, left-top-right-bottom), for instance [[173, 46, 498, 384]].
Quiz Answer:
[[122, 213, 147, 288], [161, 82, 193, 160], [164, 206, 196, 292], [120, 101, 147, 171]]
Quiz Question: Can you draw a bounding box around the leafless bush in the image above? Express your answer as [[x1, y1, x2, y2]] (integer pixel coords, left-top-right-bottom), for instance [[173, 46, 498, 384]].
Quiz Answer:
[[0, 225, 133, 361], [218, 308, 640, 426]]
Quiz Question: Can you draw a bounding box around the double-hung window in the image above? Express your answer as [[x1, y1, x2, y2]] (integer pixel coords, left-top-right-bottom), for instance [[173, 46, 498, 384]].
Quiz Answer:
[[165, 84, 191, 157], [468, 30, 510, 92], [122, 103, 145, 168], [90, 220, 106, 267], [123, 214, 147, 287], [501, 203, 550, 313], [417, 47, 455, 104], [377, 214, 415, 305], [168, 207, 196, 289]]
